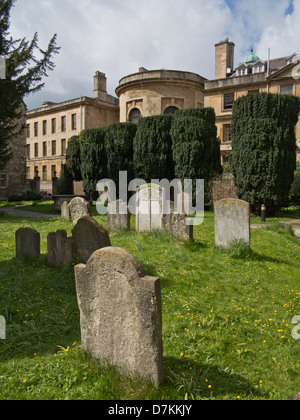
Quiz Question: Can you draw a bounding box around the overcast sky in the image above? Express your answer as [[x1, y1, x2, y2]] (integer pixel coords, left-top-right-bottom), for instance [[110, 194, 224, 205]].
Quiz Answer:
[[8, 0, 300, 110]]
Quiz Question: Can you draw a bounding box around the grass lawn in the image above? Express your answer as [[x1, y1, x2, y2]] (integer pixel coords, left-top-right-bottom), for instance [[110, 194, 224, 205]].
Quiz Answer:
[[0, 206, 299, 400]]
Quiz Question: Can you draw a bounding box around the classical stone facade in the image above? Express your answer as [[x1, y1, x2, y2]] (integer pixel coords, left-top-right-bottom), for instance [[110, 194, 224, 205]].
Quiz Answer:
[[26, 72, 119, 192], [205, 38, 300, 164], [0, 102, 26, 200], [115, 69, 206, 122]]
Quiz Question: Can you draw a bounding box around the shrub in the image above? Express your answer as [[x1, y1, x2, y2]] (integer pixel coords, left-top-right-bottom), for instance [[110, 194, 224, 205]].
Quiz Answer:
[[66, 136, 82, 181], [105, 122, 137, 195], [134, 114, 174, 182], [230, 93, 299, 215], [80, 128, 108, 200]]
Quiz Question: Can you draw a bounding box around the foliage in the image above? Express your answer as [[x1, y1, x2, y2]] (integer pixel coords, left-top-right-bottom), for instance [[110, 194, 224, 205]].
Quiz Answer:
[[170, 108, 222, 201], [230, 93, 300, 214], [66, 136, 82, 181], [134, 114, 175, 182], [0, 0, 60, 169], [289, 162, 300, 206], [79, 128, 108, 200], [105, 122, 137, 194], [55, 165, 73, 195]]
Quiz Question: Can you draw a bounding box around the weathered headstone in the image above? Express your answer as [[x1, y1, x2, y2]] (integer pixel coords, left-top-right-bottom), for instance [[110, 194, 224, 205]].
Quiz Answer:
[[61, 201, 70, 221], [214, 199, 250, 247], [75, 247, 164, 385], [0, 316, 6, 340], [68, 197, 91, 226], [72, 215, 111, 264], [136, 184, 164, 232], [106, 199, 131, 230], [162, 200, 193, 240], [15, 228, 40, 259], [47, 230, 76, 267]]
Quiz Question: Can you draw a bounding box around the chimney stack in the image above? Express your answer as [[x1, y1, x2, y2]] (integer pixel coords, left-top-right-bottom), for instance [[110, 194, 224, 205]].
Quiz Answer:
[[215, 38, 235, 79], [93, 71, 107, 100]]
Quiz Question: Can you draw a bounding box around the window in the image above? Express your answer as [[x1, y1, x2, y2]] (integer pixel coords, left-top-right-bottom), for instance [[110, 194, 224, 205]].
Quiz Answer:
[[52, 140, 56, 156], [43, 120, 47, 135], [26, 144, 30, 158], [129, 108, 141, 123], [43, 141, 47, 157], [164, 106, 179, 115], [61, 116, 66, 132], [223, 124, 232, 142], [52, 118, 56, 134], [42, 166, 47, 182], [224, 93, 234, 109], [34, 122, 38, 137], [34, 166, 39, 177], [26, 124, 30, 138], [51, 165, 56, 178], [34, 143, 39, 157], [71, 114, 77, 130], [61, 139, 66, 155], [280, 84, 293, 95], [0, 174, 7, 188]]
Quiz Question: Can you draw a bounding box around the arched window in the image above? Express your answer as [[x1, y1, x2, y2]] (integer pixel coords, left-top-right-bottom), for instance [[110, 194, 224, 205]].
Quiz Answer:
[[164, 106, 179, 115], [129, 108, 141, 123]]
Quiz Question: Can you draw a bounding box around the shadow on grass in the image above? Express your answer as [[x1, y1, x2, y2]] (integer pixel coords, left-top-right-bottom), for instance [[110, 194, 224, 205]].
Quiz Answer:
[[164, 356, 266, 400]]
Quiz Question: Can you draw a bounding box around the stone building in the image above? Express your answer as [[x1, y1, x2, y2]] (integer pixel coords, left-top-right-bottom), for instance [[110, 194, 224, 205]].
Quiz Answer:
[[0, 102, 26, 201], [26, 72, 119, 192], [25, 39, 300, 191], [115, 69, 206, 122], [205, 38, 300, 164]]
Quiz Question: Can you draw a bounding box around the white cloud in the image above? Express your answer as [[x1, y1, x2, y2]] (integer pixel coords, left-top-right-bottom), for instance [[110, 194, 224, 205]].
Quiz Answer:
[[7, 0, 299, 110]]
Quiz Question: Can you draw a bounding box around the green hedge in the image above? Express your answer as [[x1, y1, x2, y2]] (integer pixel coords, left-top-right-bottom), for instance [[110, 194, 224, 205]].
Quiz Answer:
[[230, 93, 299, 214]]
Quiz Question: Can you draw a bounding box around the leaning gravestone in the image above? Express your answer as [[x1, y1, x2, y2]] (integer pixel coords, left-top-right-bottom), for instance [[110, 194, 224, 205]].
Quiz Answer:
[[162, 200, 193, 240], [61, 201, 70, 221], [68, 197, 91, 226], [106, 199, 131, 230], [136, 183, 164, 232], [72, 215, 111, 264], [75, 246, 164, 386], [47, 230, 76, 267], [15, 228, 40, 259], [214, 199, 250, 248]]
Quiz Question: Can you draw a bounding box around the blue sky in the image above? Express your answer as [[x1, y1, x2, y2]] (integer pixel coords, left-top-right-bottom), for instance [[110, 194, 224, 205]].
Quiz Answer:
[[8, 0, 300, 110]]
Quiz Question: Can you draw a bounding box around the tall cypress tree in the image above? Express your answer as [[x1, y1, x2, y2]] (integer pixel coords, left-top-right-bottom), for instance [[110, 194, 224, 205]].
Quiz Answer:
[[0, 0, 60, 169], [230, 92, 299, 214]]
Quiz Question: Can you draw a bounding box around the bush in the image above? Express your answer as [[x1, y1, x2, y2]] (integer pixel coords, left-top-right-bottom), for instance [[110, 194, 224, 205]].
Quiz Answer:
[[66, 136, 82, 181], [80, 128, 108, 200], [230, 93, 299, 215], [171, 107, 222, 201], [105, 122, 137, 195], [289, 162, 300, 206], [134, 114, 175, 182], [56, 165, 73, 195]]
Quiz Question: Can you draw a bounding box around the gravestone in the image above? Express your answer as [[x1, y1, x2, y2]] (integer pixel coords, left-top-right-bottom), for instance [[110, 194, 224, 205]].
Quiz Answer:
[[214, 199, 250, 248], [162, 200, 193, 240], [61, 201, 70, 221], [75, 247, 164, 386], [47, 229, 76, 267], [68, 197, 91, 226], [136, 184, 164, 232], [15, 228, 40, 259], [106, 199, 131, 230], [72, 215, 111, 264], [0, 316, 6, 340]]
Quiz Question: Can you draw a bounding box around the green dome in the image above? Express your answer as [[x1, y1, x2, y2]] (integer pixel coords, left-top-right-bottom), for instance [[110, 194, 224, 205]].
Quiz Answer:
[[245, 49, 260, 63]]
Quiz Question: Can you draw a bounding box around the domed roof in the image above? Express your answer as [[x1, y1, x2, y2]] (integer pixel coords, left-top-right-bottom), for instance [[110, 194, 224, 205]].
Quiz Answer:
[[245, 49, 260, 63]]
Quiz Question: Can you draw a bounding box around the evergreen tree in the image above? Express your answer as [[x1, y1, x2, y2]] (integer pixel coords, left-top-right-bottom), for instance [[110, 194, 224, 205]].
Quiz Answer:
[[80, 128, 108, 200], [66, 135, 82, 181], [171, 107, 222, 192], [105, 122, 137, 196], [0, 0, 60, 169], [230, 92, 299, 214]]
